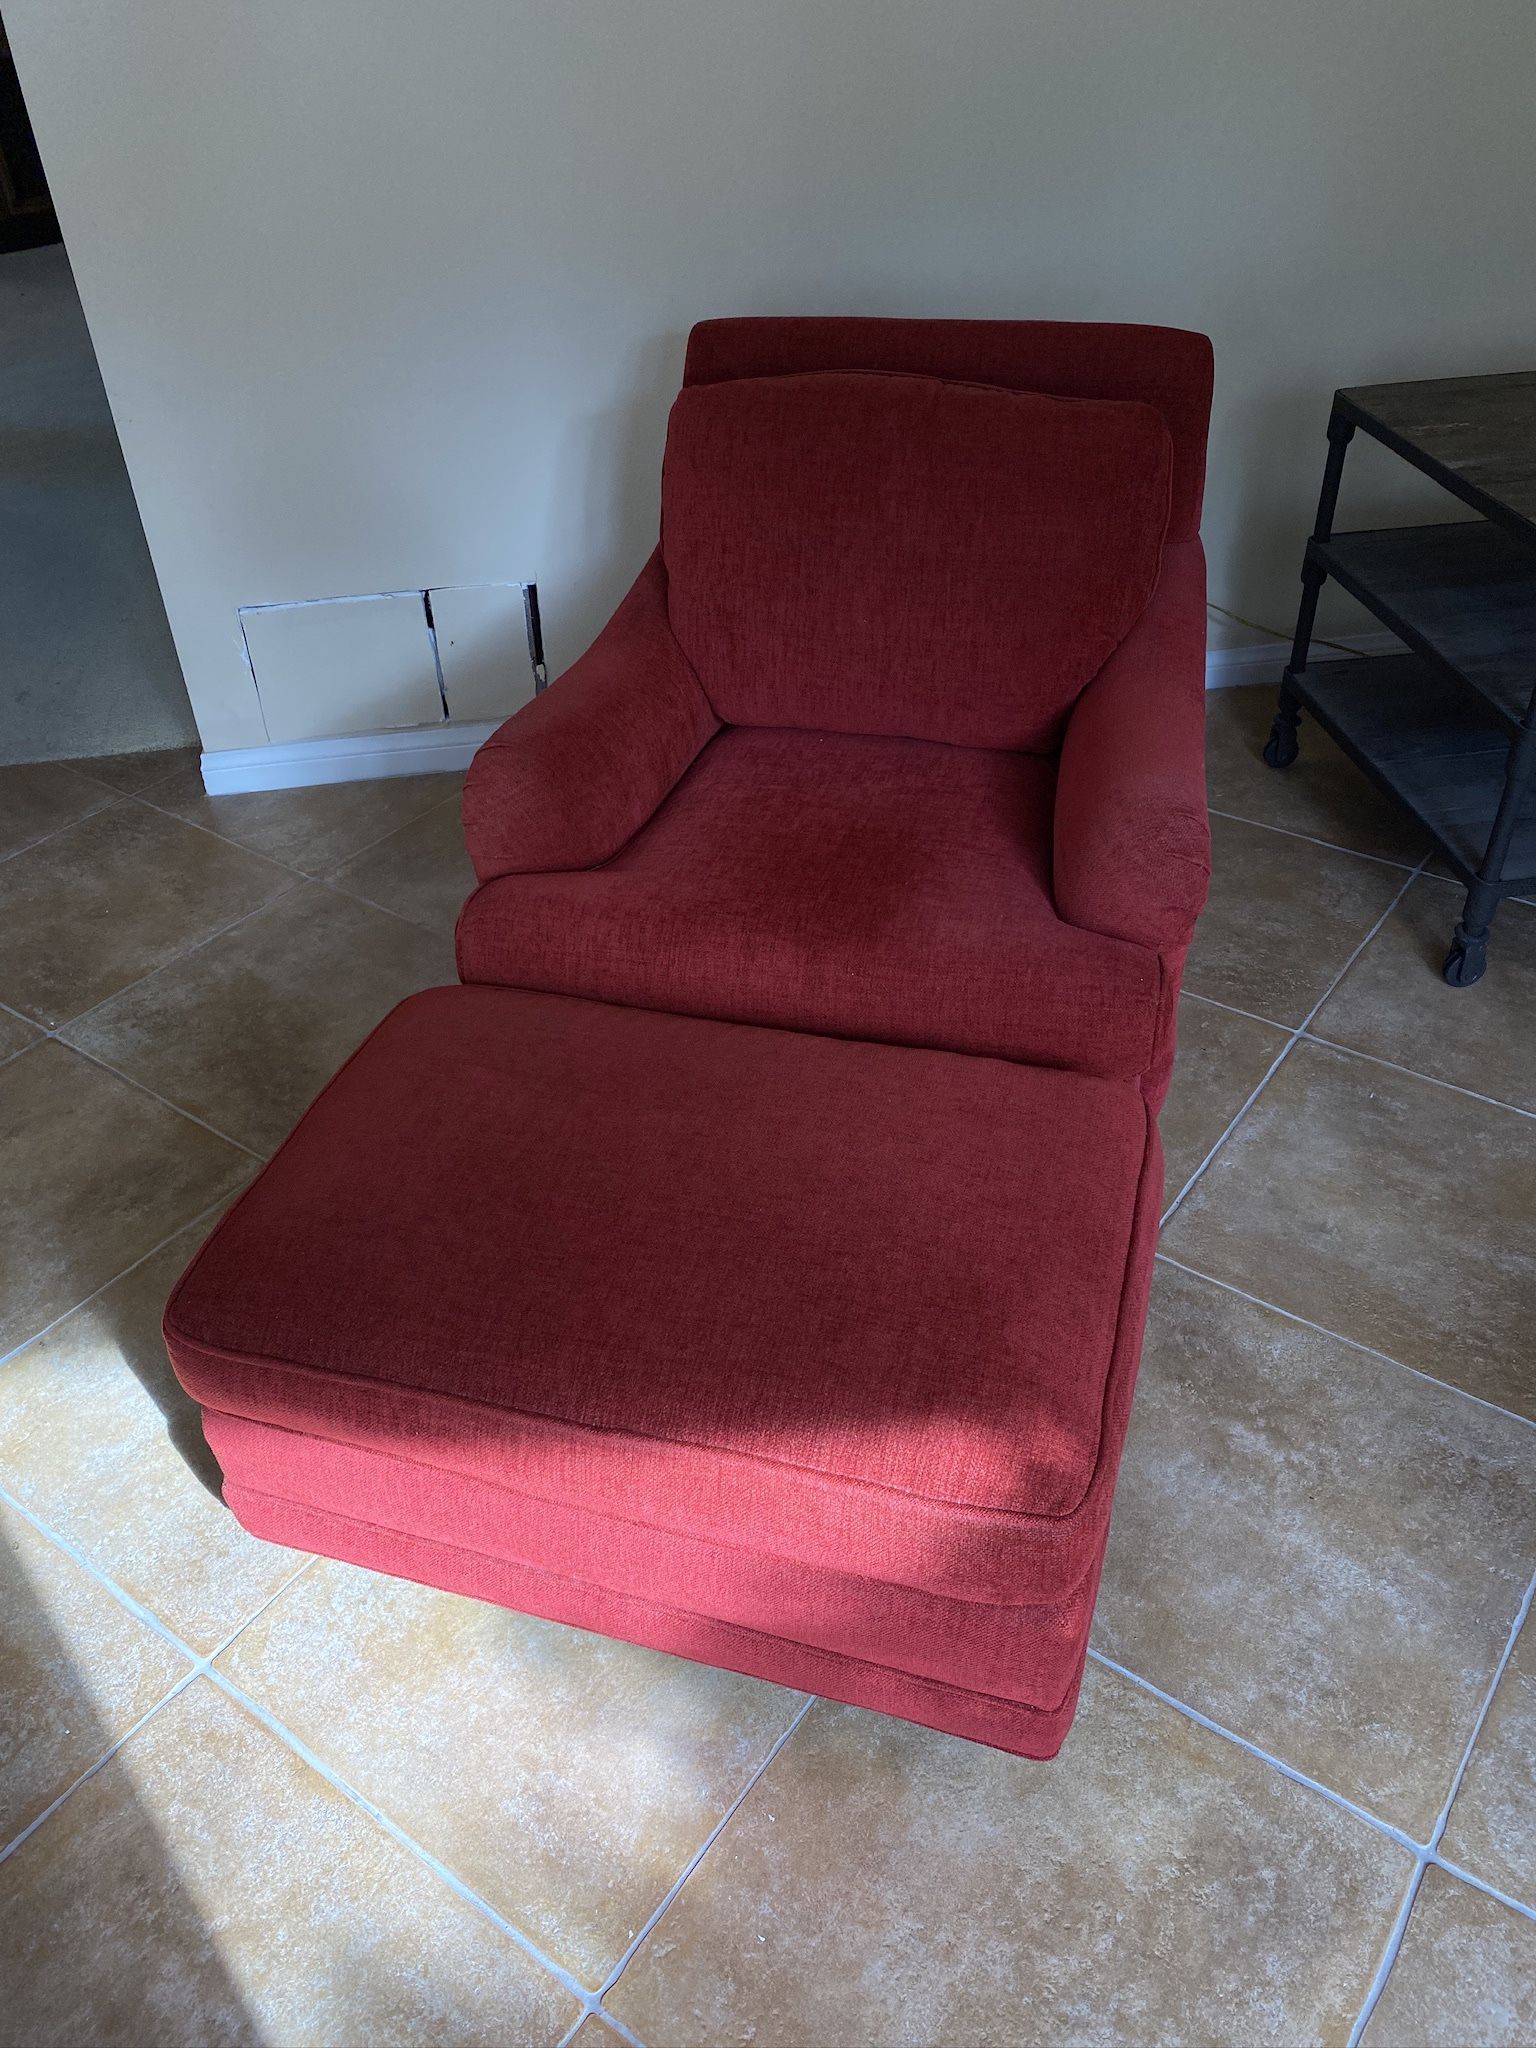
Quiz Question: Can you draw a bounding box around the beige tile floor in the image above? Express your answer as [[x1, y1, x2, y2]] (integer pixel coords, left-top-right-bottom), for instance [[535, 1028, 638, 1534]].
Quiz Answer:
[[0, 689, 1532, 2046]]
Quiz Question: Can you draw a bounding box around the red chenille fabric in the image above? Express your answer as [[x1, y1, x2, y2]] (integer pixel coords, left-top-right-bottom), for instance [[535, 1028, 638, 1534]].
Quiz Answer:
[[661, 371, 1172, 751], [682, 316, 1213, 542], [205, 1422, 1106, 1711], [170, 318, 1214, 1761], [213, 1489, 1102, 1759], [458, 318, 1212, 1099], [461, 551, 717, 882], [457, 726, 1159, 1076], [166, 985, 1162, 1758], [1053, 535, 1212, 1104], [167, 986, 1157, 1607]]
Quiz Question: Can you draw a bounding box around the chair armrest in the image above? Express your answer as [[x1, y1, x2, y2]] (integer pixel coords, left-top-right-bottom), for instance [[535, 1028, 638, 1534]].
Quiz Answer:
[[462, 552, 719, 882], [1052, 539, 1211, 951]]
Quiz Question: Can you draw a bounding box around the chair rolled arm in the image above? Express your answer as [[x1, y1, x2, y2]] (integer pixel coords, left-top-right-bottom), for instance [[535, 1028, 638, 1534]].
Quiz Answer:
[[462, 552, 720, 882], [1052, 539, 1211, 952]]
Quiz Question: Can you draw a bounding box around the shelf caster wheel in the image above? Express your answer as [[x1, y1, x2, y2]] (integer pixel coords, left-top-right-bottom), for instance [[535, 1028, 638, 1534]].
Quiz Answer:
[[1442, 938, 1487, 989], [1263, 715, 1300, 770]]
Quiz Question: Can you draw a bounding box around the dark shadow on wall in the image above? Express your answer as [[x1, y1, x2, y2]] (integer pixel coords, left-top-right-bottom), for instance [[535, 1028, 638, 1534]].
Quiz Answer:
[[0, 242, 196, 765], [543, 328, 690, 678], [0, 12, 59, 256]]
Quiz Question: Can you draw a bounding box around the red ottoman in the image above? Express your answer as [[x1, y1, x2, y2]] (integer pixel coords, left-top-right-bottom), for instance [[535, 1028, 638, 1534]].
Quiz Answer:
[[165, 985, 1161, 1759]]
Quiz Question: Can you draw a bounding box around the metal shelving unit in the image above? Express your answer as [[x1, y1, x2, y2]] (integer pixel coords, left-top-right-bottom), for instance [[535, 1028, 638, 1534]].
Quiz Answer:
[[1266, 371, 1536, 987]]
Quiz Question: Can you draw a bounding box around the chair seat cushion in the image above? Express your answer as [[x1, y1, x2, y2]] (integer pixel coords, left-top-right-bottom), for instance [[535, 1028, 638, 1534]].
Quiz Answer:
[[166, 985, 1160, 1609], [455, 727, 1160, 1076]]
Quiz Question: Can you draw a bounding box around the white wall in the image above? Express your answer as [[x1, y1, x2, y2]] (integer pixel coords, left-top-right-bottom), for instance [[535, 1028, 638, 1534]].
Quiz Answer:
[[8, 0, 1535, 750]]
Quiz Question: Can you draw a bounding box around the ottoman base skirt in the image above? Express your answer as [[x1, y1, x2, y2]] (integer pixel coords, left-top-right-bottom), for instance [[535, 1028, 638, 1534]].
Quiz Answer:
[[167, 987, 1162, 1762], [223, 1479, 1097, 1760]]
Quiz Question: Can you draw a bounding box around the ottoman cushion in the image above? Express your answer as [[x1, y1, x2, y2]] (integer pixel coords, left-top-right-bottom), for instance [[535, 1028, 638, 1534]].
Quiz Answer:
[[166, 986, 1162, 1756]]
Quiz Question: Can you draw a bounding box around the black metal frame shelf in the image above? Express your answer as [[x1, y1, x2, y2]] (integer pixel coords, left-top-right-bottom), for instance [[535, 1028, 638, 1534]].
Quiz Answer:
[[1332, 372, 1536, 546], [1288, 656, 1536, 888], [1308, 524, 1536, 731], [1266, 373, 1536, 988]]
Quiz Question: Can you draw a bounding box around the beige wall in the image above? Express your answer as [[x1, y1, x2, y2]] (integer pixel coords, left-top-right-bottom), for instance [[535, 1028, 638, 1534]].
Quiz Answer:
[[8, 0, 1535, 750]]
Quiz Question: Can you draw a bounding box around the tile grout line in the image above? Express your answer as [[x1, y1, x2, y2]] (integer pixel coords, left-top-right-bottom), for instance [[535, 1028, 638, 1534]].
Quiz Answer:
[[1346, 1566, 1536, 2045], [1181, 991, 1536, 1125], [0, 1673, 206, 1869], [19, 1433, 1528, 2039], [125, 762, 205, 800], [0, 771, 286, 882], [311, 786, 467, 880], [0, 782, 129, 871], [0, 777, 461, 1418], [135, 778, 463, 883], [8, 1361, 1529, 2021], [312, 867, 461, 942], [1299, 1029, 1536, 1121], [1179, 988, 1291, 1030], [1097, 1597, 1536, 1933], [307, 789, 471, 937], [0, 1435, 646, 2040], [596, 1692, 819, 2009], [3, 777, 455, 1046], [1098, 1640, 1527, 1931], [1422, 1563, 1536, 1871], [1158, 1033, 1300, 1229], [0, 1189, 251, 1376], [61, 1041, 270, 1162], [8, 784, 457, 1060], [203, 1666, 605, 2025], [581, 2008, 648, 2048], [0, 1543, 315, 1868], [1429, 1850, 1536, 1926], [1206, 807, 1425, 874], [555, 2011, 648, 2048], [1154, 1253, 1536, 1436], [558, 2012, 648, 2048], [5, 756, 1526, 2029], [123, 789, 327, 876], [1, 753, 456, 880], [1086, 1652, 1424, 1854], [0, 758, 451, 895], [1348, 1869, 1428, 2046], [0, 1473, 226, 1663], [37, 873, 307, 1044], [1162, 853, 1430, 1227], [131, 772, 467, 934], [1092, 1630, 1536, 1936]]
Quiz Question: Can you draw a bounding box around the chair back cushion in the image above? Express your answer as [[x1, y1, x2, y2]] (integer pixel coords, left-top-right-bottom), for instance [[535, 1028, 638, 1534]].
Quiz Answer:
[[660, 369, 1173, 751], [683, 318, 1212, 542]]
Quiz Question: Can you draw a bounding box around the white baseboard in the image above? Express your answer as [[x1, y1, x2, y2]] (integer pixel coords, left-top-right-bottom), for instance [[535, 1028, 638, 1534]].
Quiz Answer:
[[199, 634, 1402, 791], [200, 720, 499, 795], [1205, 629, 1399, 690]]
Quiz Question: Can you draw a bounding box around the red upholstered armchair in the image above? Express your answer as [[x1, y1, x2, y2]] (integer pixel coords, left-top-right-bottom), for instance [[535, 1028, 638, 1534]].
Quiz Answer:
[[458, 318, 1213, 1103]]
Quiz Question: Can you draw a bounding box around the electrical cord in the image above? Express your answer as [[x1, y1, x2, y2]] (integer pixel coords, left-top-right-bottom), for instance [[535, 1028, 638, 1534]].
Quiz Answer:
[[1206, 600, 1361, 658]]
